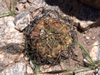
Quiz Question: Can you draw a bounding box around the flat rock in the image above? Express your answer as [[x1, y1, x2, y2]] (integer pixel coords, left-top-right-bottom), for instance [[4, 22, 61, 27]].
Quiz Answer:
[[72, 16, 94, 31], [0, 16, 24, 49], [14, 11, 31, 31], [79, 21, 94, 31], [83, 35, 100, 66], [0, 62, 26, 75], [89, 35, 100, 62], [0, 16, 24, 72], [79, 0, 100, 9]]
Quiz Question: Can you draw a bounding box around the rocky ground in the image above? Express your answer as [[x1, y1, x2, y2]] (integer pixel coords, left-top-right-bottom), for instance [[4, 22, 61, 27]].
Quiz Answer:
[[0, 0, 100, 75]]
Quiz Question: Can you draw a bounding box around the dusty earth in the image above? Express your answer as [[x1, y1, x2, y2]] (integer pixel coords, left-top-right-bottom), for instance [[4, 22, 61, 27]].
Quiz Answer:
[[0, 0, 100, 75]]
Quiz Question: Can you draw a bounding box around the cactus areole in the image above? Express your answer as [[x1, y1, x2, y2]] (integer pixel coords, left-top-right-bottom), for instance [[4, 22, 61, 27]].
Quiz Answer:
[[26, 10, 76, 64]]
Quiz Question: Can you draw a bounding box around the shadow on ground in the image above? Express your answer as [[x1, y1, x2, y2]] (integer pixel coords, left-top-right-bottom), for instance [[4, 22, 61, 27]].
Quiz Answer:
[[45, 0, 100, 21], [0, 43, 24, 54]]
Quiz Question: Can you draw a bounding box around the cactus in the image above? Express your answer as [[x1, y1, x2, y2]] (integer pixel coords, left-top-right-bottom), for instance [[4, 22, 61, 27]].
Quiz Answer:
[[25, 10, 76, 64], [31, 17, 72, 60]]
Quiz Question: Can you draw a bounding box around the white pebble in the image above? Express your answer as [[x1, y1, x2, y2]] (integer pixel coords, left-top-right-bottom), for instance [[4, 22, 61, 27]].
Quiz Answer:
[[92, 37, 95, 40], [86, 36, 90, 39], [24, 56, 29, 61]]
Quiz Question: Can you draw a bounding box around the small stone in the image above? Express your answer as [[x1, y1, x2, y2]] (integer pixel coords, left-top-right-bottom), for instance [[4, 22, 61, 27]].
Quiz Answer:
[[92, 37, 95, 40], [19, 0, 27, 3], [86, 36, 90, 40], [28, 0, 35, 3], [16, 3, 25, 12], [79, 21, 88, 29], [79, 20, 94, 31], [84, 31, 87, 34], [40, 64, 62, 73], [85, 41, 89, 44], [90, 41, 98, 61], [95, 68, 99, 73], [27, 65, 34, 74], [24, 2, 30, 9], [14, 11, 31, 31], [87, 21, 94, 25], [30, 61, 35, 70], [83, 59, 91, 66], [88, 36, 100, 63], [24, 56, 29, 61]]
